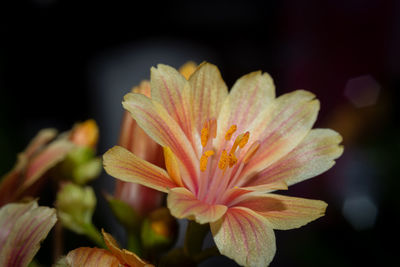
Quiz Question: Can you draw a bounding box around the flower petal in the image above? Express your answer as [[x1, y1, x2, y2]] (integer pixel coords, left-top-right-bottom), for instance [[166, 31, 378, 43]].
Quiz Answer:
[[65, 247, 120, 267], [0, 201, 57, 267], [235, 194, 327, 230], [150, 64, 194, 141], [102, 229, 153, 267], [122, 93, 199, 192], [189, 62, 228, 132], [240, 90, 320, 183], [24, 128, 58, 158], [245, 129, 344, 187], [210, 207, 276, 267], [167, 187, 227, 224], [216, 71, 275, 149], [20, 139, 75, 192], [103, 146, 176, 193]]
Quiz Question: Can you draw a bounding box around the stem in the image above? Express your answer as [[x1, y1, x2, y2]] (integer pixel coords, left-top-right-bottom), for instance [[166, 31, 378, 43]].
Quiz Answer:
[[183, 220, 210, 257], [127, 229, 142, 256], [83, 223, 106, 248], [193, 246, 220, 263], [52, 221, 64, 262]]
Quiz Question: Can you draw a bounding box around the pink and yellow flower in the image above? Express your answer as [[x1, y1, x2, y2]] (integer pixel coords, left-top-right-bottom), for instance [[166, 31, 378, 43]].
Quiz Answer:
[[104, 62, 343, 266]]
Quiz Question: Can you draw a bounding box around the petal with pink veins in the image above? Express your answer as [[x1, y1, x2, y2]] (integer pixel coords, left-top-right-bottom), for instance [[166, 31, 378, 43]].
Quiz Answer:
[[235, 193, 327, 230], [189, 62, 228, 133], [122, 93, 199, 192], [103, 146, 177, 193], [210, 207, 276, 267], [240, 90, 320, 183], [216, 71, 275, 151], [167, 187, 227, 224], [245, 128, 343, 187], [65, 247, 120, 267], [0, 201, 57, 267]]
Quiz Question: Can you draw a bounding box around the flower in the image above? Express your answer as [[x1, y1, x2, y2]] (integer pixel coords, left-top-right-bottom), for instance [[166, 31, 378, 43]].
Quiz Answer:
[[103, 62, 343, 267], [114, 62, 197, 216], [0, 120, 101, 206], [63, 229, 153, 267], [0, 200, 57, 267]]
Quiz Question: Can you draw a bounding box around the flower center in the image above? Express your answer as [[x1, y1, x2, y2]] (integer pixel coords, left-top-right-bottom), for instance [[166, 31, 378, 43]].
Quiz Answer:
[[199, 120, 257, 173]]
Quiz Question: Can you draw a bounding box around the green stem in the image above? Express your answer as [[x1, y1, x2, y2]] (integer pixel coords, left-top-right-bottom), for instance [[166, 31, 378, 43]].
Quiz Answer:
[[127, 229, 142, 256], [83, 223, 106, 248], [183, 220, 209, 257], [193, 246, 220, 263]]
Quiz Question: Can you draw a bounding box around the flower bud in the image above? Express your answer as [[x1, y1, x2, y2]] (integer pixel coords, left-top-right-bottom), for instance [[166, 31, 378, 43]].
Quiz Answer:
[[56, 183, 96, 234]]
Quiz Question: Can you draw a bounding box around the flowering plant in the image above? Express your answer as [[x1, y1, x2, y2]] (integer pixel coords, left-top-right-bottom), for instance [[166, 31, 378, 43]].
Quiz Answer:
[[0, 62, 342, 267]]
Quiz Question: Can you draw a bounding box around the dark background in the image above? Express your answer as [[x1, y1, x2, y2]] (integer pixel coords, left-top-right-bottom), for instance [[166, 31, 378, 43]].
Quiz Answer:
[[1, 0, 399, 266]]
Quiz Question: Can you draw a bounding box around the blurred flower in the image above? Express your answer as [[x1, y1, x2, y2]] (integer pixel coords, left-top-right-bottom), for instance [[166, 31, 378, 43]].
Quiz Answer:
[[0, 129, 74, 206], [0, 200, 57, 267], [0, 119, 101, 206], [104, 62, 343, 266], [113, 62, 197, 216], [61, 229, 153, 267]]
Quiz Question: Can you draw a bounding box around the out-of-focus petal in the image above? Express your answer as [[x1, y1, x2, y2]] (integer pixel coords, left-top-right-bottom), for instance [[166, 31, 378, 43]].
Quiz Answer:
[[188, 62, 228, 133], [179, 61, 197, 80], [122, 93, 199, 192], [24, 128, 58, 158], [102, 230, 153, 267], [104, 146, 176, 193], [65, 247, 120, 267], [245, 129, 343, 187], [69, 119, 99, 148], [210, 207, 276, 267], [167, 187, 227, 224], [215, 71, 275, 150], [18, 139, 75, 194], [0, 201, 57, 267], [240, 90, 320, 183], [235, 194, 327, 230]]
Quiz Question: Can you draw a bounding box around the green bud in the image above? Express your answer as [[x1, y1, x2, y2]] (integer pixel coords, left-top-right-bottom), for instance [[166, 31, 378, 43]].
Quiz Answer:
[[141, 208, 178, 252], [58, 147, 101, 185], [56, 183, 96, 234]]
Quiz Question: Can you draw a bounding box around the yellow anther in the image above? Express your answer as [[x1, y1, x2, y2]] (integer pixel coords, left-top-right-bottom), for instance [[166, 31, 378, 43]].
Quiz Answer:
[[228, 153, 237, 168], [225, 125, 237, 141], [218, 150, 229, 170], [238, 132, 250, 148], [243, 141, 261, 164], [204, 150, 215, 157], [200, 150, 214, 172], [200, 124, 209, 147]]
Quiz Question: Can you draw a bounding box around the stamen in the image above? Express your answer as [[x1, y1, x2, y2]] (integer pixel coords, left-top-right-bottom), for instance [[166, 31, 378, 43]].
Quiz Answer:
[[238, 131, 250, 148], [200, 150, 214, 172], [200, 122, 209, 147], [228, 152, 237, 167], [218, 150, 229, 170], [243, 141, 261, 164], [225, 125, 237, 141]]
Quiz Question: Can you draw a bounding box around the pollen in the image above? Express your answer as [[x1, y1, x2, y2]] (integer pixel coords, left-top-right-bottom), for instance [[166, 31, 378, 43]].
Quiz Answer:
[[200, 150, 215, 172], [200, 124, 209, 148], [218, 150, 229, 170], [225, 125, 237, 141], [238, 132, 250, 148]]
